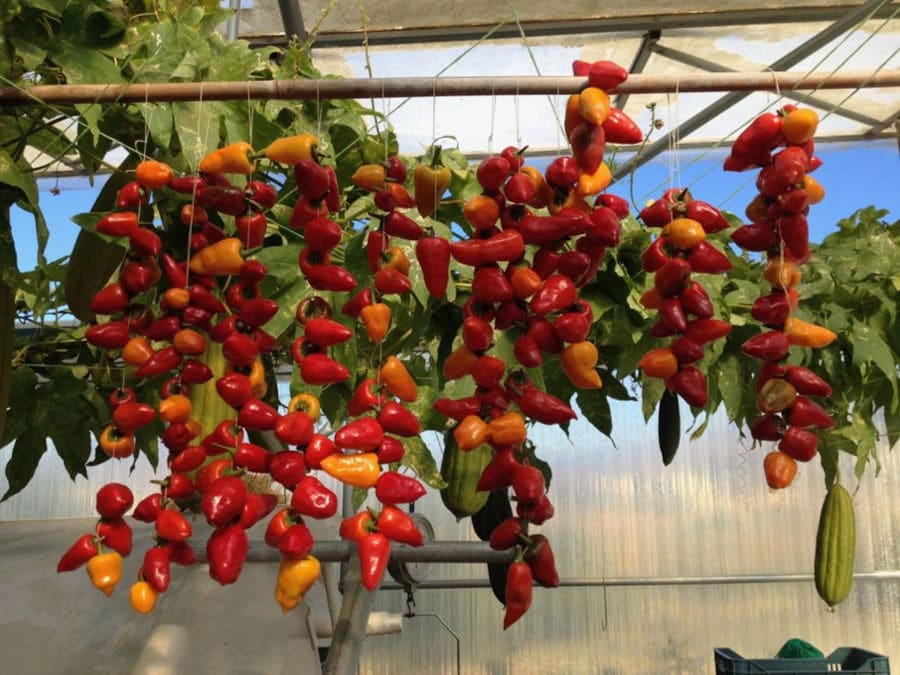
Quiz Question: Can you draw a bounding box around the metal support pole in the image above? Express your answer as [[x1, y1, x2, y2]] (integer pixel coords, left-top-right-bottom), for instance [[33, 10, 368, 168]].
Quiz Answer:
[[613, 30, 659, 110], [321, 546, 374, 675], [276, 0, 307, 43], [611, 0, 893, 180], [242, 540, 516, 565], [1, 70, 898, 108]]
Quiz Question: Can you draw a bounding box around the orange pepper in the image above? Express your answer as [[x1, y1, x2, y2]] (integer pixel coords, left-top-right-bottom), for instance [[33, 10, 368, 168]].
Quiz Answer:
[[577, 87, 611, 126], [360, 303, 391, 343], [99, 424, 135, 459], [188, 237, 245, 276], [486, 411, 527, 446], [442, 345, 478, 380], [640, 287, 664, 310], [248, 357, 268, 398], [664, 217, 706, 249], [509, 265, 543, 300], [453, 414, 489, 451], [158, 394, 192, 424], [564, 93, 583, 137], [275, 555, 321, 613], [86, 550, 123, 596], [162, 287, 191, 311], [383, 246, 411, 275], [199, 141, 254, 175], [763, 258, 802, 289], [560, 341, 602, 389], [264, 134, 318, 165], [173, 328, 207, 357], [288, 392, 321, 419], [130, 580, 159, 614], [783, 317, 837, 348], [781, 108, 819, 145], [639, 347, 679, 379], [351, 164, 386, 191], [803, 175, 825, 205], [574, 162, 612, 197], [320, 452, 380, 488], [135, 160, 173, 190], [379, 355, 418, 402], [122, 336, 154, 367], [463, 194, 501, 230]]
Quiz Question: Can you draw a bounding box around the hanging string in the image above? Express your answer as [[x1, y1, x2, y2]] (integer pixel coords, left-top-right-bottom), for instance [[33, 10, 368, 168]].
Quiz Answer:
[[315, 79, 322, 139], [487, 81, 497, 156], [141, 86, 151, 161], [514, 81, 522, 148], [184, 82, 206, 288], [247, 81, 254, 145]]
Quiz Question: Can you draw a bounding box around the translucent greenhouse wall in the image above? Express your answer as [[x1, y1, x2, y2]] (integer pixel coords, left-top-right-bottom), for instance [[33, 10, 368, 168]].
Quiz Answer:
[[1, 402, 897, 673]]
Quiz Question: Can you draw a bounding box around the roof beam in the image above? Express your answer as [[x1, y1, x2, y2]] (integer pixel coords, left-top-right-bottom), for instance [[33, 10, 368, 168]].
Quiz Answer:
[[651, 42, 888, 128], [244, 4, 900, 48], [614, 30, 660, 110], [611, 0, 894, 180]]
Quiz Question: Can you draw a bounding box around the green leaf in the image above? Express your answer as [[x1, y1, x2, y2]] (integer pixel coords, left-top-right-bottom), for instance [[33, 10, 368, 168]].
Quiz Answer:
[[850, 321, 898, 401], [401, 434, 447, 489], [576, 388, 612, 439], [172, 101, 222, 172], [3, 425, 49, 501]]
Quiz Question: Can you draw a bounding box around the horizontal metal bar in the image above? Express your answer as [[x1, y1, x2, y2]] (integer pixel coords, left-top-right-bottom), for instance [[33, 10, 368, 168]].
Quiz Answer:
[[1, 70, 897, 107], [240, 540, 517, 565], [243, 5, 900, 48], [381, 570, 900, 591]]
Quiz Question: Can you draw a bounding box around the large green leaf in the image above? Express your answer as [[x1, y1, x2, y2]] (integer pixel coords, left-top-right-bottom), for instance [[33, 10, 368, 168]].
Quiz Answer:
[[401, 434, 447, 490]]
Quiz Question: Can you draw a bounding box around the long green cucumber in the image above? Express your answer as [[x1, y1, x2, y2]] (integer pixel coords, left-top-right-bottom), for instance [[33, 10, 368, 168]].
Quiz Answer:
[[814, 482, 856, 609], [658, 389, 681, 466], [439, 432, 493, 520]]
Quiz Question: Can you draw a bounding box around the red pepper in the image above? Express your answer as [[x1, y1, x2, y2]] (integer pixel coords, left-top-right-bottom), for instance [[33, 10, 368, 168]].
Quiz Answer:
[[132, 493, 163, 523], [374, 471, 426, 505], [553, 309, 591, 344], [134, 346, 182, 378], [300, 353, 350, 385], [384, 211, 425, 240], [472, 354, 507, 389], [168, 174, 207, 194], [90, 282, 129, 315], [198, 185, 247, 216], [517, 212, 578, 247], [112, 402, 156, 433], [670, 337, 704, 364], [476, 447, 522, 491], [684, 318, 732, 345], [450, 239, 484, 267], [433, 396, 481, 421], [516, 493, 555, 525], [376, 505, 424, 546], [57, 534, 99, 573], [513, 333, 542, 368], [680, 281, 714, 319], [671, 365, 709, 407], [751, 291, 792, 328], [275, 411, 314, 446], [568, 122, 606, 174], [215, 372, 253, 409], [233, 442, 272, 473], [602, 107, 643, 144], [120, 260, 155, 294], [294, 159, 331, 200], [472, 266, 514, 304], [503, 560, 534, 629], [376, 436, 406, 464], [462, 316, 494, 353], [489, 517, 526, 550], [129, 227, 162, 256], [289, 195, 329, 230], [269, 451, 307, 490], [206, 524, 249, 586], [415, 236, 451, 298], [524, 534, 560, 588], [786, 366, 832, 398], [304, 434, 339, 471], [117, 181, 147, 210], [265, 508, 295, 548], [788, 396, 835, 430], [247, 180, 277, 210], [741, 331, 791, 362], [96, 483, 134, 520], [96, 211, 139, 237], [476, 156, 511, 191], [516, 387, 576, 425], [164, 472, 196, 500], [180, 359, 213, 385], [731, 111, 783, 160], [145, 315, 182, 342], [290, 475, 338, 519], [340, 511, 376, 542], [96, 517, 133, 557], [239, 492, 278, 529], [530, 274, 577, 316], [166, 540, 197, 566], [659, 296, 688, 334], [304, 262, 358, 293], [305, 216, 343, 253], [654, 258, 692, 298], [202, 420, 242, 456], [238, 398, 280, 431], [366, 229, 388, 273], [512, 465, 546, 505], [375, 266, 413, 295], [170, 445, 207, 473], [640, 237, 673, 273], [348, 378, 387, 417], [545, 156, 580, 189], [201, 476, 248, 528], [142, 546, 172, 593], [341, 288, 373, 318], [279, 523, 315, 560], [335, 417, 385, 452], [778, 425, 818, 462], [86, 321, 131, 350], [526, 315, 563, 354], [304, 317, 353, 347], [686, 241, 732, 274], [358, 533, 391, 591], [531, 247, 562, 279], [377, 401, 421, 437]]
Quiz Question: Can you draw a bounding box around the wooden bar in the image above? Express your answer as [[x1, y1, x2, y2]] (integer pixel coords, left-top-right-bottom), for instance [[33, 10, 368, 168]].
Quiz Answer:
[[0, 69, 897, 107]]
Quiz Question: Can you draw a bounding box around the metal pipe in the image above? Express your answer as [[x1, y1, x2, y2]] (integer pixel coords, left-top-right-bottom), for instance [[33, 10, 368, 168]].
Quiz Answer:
[[276, 0, 306, 43], [321, 548, 374, 675], [242, 540, 517, 564], [611, 0, 894, 179], [379, 569, 900, 590], [1, 69, 897, 107]]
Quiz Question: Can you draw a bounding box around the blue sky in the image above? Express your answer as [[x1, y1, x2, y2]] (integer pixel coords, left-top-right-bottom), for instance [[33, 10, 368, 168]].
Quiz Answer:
[[10, 140, 899, 271]]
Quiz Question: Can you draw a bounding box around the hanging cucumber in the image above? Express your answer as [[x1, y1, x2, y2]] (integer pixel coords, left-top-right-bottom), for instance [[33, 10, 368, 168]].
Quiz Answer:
[[439, 432, 493, 520], [658, 389, 681, 466], [814, 482, 856, 609]]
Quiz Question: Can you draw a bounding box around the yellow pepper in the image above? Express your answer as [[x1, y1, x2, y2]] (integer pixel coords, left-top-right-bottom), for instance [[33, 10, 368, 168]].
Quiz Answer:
[[248, 357, 268, 399], [560, 341, 603, 390], [784, 317, 837, 349], [320, 452, 381, 488], [288, 392, 321, 419], [199, 141, 254, 175], [359, 302, 391, 343], [188, 238, 245, 276], [264, 134, 318, 165], [574, 162, 612, 197], [274, 555, 321, 613], [577, 87, 611, 126], [453, 414, 489, 451], [351, 164, 387, 191], [86, 551, 123, 597]]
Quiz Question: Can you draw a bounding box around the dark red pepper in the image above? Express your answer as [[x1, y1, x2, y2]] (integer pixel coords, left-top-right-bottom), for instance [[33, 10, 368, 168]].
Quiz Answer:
[[335, 417, 384, 452], [57, 534, 99, 573], [134, 346, 182, 378], [238, 398, 280, 431], [489, 516, 525, 550], [384, 211, 425, 240], [376, 506, 424, 546], [375, 472, 426, 505], [86, 321, 131, 350], [415, 236, 452, 298], [671, 366, 709, 407], [517, 387, 576, 425], [275, 411, 315, 446], [290, 475, 338, 519], [206, 524, 249, 585], [358, 532, 391, 591], [132, 493, 163, 523], [238, 492, 278, 529], [524, 534, 560, 588], [348, 378, 388, 417], [155, 509, 192, 543], [741, 331, 791, 362]]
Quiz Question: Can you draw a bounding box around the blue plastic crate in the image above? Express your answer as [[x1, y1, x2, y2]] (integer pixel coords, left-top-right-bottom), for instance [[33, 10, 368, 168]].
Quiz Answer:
[[714, 647, 890, 674]]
